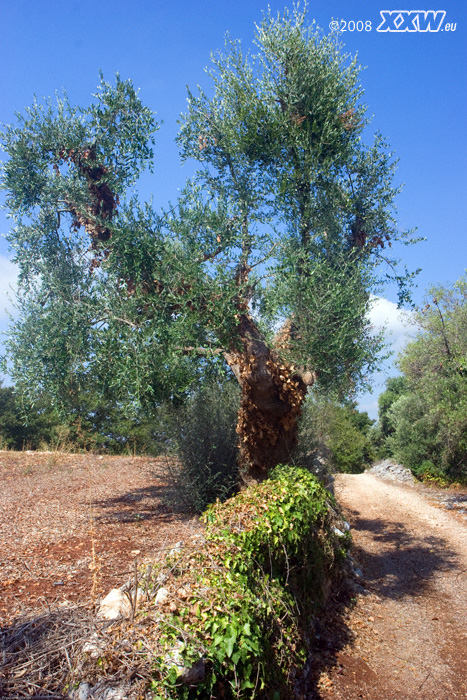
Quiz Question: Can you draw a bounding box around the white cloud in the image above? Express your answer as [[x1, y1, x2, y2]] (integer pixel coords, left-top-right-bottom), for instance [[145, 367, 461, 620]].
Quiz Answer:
[[355, 298, 420, 420], [0, 255, 19, 320], [368, 296, 418, 354], [357, 396, 379, 418]]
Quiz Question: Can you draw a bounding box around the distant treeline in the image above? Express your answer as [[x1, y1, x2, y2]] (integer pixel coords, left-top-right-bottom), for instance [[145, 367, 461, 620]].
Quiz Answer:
[[0, 383, 163, 454], [2, 275, 464, 495], [0, 374, 376, 511]]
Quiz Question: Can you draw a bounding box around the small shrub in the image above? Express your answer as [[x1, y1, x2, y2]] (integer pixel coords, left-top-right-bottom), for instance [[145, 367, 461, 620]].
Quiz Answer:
[[413, 460, 450, 487], [162, 379, 241, 511], [328, 415, 373, 474]]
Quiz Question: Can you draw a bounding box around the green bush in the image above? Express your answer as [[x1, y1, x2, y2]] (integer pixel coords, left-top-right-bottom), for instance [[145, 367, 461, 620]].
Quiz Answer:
[[375, 276, 467, 484], [162, 379, 241, 511], [294, 396, 374, 475], [386, 394, 440, 473], [413, 460, 449, 486], [328, 414, 374, 473], [387, 389, 467, 484], [0, 384, 64, 450]]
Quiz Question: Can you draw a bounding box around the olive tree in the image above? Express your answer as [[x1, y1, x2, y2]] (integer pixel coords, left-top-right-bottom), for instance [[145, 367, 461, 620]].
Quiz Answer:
[[1, 8, 417, 479]]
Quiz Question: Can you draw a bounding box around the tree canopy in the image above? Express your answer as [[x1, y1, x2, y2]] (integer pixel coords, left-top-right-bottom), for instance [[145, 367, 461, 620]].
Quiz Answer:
[[0, 7, 418, 476]]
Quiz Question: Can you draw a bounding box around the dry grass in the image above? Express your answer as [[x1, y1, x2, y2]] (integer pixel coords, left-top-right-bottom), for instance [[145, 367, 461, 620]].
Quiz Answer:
[[1, 605, 94, 699]]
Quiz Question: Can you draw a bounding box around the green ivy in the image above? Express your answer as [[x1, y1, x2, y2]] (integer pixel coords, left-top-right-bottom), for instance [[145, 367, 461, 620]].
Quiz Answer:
[[149, 465, 347, 698]]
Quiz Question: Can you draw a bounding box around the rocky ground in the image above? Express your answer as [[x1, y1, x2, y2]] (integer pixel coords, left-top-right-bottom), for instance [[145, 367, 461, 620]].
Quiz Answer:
[[367, 458, 415, 483], [0, 451, 201, 627]]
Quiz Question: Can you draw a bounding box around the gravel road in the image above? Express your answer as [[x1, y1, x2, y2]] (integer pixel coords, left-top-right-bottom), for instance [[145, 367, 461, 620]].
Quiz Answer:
[[316, 471, 467, 700]]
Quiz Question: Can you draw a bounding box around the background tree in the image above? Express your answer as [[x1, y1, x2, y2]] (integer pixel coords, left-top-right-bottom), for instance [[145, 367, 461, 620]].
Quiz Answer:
[[295, 395, 375, 475], [0, 380, 168, 453], [0, 383, 65, 449], [370, 375, 408, 457], [1, 8, 417, 479], [373, 274, 467, 483]]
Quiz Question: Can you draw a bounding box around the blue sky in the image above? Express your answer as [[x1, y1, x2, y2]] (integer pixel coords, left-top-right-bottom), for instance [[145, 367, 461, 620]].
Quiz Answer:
[[0, 0, 466, 417]]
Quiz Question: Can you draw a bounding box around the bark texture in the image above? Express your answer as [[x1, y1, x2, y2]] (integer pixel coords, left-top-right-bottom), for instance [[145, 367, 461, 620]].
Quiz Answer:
[[225, 315, 310, 481]]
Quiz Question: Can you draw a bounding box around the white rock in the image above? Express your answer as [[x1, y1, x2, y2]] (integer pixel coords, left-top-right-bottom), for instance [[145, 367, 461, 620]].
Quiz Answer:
[[91, 684, 131, 700], [165, 640, 185, 670], [155, 587, 170, 606], [77, 682, 91, 700], [163, 641, 206, 685], [369, 459, 414, 483], [100, 685, 130, 699], [332, 526, 345, 538], [97, 588, 132, 620], [168, 540, 184, 557], [68, 682, 91, 700], [82, 632, 106, 658]]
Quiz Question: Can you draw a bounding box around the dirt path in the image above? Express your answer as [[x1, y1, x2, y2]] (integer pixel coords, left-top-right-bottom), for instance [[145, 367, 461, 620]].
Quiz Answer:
[[315, 472, 467, 700]]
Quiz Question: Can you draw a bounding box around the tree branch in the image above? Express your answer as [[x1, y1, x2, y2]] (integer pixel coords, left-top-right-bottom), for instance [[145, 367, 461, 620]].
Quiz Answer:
[[432, 298, 452, 359], [181, 345, 224, 356]]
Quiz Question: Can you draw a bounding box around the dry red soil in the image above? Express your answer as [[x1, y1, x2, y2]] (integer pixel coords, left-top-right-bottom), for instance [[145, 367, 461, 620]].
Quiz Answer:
[[0, 451, 201, 627]]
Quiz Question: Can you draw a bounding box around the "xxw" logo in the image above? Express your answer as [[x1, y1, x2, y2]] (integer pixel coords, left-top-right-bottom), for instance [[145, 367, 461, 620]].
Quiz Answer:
[[377, 10, 446, 32]]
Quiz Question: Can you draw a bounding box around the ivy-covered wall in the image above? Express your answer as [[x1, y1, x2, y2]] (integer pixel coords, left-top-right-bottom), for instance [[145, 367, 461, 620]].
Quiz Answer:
[[149, 465, 349, 698]]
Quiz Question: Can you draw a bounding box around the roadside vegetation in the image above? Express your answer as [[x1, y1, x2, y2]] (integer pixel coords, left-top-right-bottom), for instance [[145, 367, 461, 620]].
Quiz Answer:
[[370, 274, 467, 485], [295, 397, 374, 475], [91, 466, 348, 700]]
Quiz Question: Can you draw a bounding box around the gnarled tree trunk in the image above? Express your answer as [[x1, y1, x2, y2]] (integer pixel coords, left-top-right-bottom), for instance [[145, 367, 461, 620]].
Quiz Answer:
[[225, 315, 313, 481]]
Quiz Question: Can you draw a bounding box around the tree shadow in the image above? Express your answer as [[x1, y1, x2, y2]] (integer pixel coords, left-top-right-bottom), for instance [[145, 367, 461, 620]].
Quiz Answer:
[[302, 510, 460, 697], [92, 484, 193, 524], [300, 583, 358, 698], [345, 510, 459, 599], [90, 466, 196, 524]]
